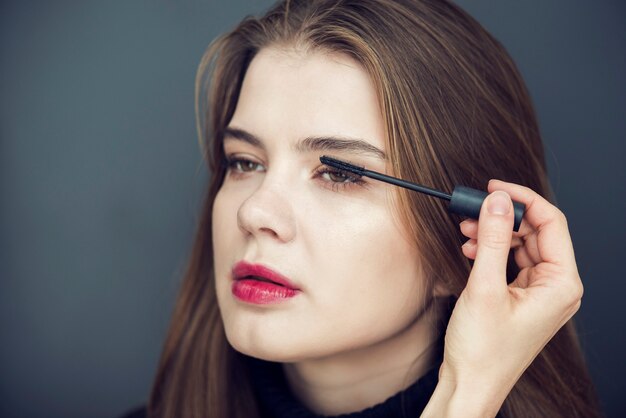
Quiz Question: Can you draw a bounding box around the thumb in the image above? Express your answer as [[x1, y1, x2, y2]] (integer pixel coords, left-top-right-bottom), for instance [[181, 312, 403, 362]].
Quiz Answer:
[[468, 190, 515, 292]]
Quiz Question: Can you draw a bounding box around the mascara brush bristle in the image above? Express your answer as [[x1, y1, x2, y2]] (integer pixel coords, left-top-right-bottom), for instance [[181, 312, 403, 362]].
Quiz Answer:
[[319, 155, 365, 176]]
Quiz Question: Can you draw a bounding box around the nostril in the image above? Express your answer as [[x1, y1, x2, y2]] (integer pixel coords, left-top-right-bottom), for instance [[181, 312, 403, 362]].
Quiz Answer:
[[259, 227, 279, 238]]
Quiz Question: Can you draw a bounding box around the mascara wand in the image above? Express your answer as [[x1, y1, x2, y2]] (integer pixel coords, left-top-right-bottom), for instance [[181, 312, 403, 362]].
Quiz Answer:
[[320, 155, 525, 232]]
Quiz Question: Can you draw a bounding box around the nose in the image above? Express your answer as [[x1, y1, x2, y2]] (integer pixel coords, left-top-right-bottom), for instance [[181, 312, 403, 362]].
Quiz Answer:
[[236, 181, 297, 243]]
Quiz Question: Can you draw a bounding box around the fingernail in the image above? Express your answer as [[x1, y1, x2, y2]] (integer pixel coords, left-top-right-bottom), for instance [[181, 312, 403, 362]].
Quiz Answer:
[[487, 191, 511, 215]]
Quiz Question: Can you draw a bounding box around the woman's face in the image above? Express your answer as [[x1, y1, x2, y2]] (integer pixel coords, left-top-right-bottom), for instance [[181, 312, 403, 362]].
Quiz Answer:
[[213, 46, 431, 362]]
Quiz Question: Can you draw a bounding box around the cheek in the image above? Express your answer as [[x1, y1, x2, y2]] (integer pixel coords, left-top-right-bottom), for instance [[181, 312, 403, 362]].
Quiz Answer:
[[308, 194, 418, 281], [212, 184, 248, 242], [212, 189, 228, 232], [211, 189, 242, 283], [306, 200, 426, 328], [211, 191, 228, 258]]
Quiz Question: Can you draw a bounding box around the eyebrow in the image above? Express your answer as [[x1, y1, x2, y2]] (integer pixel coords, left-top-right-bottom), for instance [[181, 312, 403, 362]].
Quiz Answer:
[[223, 126, 387, 160]]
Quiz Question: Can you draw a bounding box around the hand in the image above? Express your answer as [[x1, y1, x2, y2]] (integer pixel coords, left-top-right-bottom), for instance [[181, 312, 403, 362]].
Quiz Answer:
[[424, 179, 584, 417]]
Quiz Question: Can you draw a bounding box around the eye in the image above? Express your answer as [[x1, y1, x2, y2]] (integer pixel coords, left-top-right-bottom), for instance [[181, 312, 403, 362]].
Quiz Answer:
[[235, 159, 263, 172], [321, 169, 357, 183], [225, 156, 266, 176], [315, 167, 368, 192]]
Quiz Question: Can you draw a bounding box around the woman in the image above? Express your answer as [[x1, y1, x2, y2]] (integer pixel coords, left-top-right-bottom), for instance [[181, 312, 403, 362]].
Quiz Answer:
[[129, 0, 602, 416]]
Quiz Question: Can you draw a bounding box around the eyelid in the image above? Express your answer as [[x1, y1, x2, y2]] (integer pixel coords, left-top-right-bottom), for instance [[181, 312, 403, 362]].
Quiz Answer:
[[224, 153, 266, 166]]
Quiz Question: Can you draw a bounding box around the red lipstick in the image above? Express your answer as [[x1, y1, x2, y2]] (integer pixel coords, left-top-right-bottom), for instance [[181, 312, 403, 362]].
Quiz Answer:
[[231, 261, 300, 304]]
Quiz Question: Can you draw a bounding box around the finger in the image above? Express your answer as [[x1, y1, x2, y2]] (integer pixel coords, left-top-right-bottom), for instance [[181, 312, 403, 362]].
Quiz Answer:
[[468, 190, 515, 292], [459, 219, 478, 238], [509, 267, 531, 288], [460, 219, 524, 248], [488, 180, 576, 268], [517, 234, 541, 265], [513, 246, 535, 269], [461, 238, 477, 259]]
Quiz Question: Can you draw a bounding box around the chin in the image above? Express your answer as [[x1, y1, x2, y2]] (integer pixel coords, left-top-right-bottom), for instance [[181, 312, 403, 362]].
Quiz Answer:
[[222, 322, 317, 363], [226, 333, 302, 363]]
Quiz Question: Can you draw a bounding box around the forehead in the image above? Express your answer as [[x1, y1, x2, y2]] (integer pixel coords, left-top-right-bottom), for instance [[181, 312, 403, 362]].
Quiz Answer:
[[227, 46, 386, 152]]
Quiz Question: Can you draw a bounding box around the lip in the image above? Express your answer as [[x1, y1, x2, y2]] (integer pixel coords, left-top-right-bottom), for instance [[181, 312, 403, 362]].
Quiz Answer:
[[231, 261, 301, 304]]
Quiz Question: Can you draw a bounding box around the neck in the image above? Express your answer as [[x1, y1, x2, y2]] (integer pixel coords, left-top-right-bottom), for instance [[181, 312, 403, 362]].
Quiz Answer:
[[282, 298, 445, 416]]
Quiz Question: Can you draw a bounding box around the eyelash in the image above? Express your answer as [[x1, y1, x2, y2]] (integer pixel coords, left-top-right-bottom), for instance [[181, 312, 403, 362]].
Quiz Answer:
[[224, 155, 368, 192]]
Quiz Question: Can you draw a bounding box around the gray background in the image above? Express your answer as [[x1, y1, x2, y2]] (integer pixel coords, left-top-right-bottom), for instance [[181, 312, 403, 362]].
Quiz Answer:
[[1, 1, 624, 417]]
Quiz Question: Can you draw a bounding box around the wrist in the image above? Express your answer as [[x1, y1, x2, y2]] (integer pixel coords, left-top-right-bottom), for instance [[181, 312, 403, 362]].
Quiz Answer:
[[421, 363, 513, 418]]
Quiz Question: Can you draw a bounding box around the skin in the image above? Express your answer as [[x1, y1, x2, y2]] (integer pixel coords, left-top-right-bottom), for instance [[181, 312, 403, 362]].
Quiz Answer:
[[212, 46, 446, 415], [212, 45, 585, 417]]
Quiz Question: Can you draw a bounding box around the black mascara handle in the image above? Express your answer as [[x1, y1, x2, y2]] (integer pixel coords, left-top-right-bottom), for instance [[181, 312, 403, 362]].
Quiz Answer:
[[448, 186, 525, 232]]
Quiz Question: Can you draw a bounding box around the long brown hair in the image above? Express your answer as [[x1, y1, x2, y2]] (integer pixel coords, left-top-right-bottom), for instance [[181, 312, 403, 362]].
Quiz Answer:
[[148, 1, 602, 416]]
